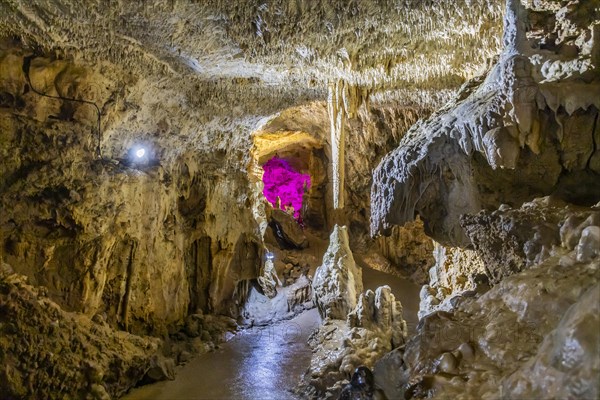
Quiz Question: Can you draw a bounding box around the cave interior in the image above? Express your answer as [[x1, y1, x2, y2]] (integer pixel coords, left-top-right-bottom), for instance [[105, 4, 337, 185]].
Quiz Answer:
[[0, 1, 599, 400]]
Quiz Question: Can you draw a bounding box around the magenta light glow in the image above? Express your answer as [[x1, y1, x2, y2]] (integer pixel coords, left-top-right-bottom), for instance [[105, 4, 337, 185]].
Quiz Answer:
[[262, 157, 310, 219]]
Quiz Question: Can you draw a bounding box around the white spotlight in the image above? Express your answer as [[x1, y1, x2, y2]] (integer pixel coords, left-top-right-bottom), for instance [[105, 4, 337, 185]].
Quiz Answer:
[[136, 148, 146, 158]]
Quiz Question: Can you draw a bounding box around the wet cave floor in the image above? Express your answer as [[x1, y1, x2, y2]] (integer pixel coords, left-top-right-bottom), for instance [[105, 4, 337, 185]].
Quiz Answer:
[[123, 268, 420, 400]]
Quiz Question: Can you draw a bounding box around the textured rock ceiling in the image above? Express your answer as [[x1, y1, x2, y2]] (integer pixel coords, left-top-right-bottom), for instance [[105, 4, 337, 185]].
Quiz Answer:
[[0, 0, 504, 111]]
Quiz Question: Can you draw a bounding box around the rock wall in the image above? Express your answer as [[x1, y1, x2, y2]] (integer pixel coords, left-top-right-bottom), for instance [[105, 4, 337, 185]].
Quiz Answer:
[[419, 243, 486, 318], [0, 270, 161, 399], [376, 199, 600, 400], [462, 196, 600, 284], [253, 101, 436, 280], [371, 0, 600, 246], [367, 3, 600, 399], [0, 51, 264, 335]]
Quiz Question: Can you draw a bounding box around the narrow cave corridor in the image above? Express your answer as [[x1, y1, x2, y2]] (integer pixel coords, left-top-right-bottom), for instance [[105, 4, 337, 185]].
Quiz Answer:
[[1, 1, 599, 400], [262, 156, 311, 220]]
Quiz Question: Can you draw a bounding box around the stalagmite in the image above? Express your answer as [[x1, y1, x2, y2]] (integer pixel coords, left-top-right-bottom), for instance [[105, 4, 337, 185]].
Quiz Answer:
[[1, 1, 598, 399]]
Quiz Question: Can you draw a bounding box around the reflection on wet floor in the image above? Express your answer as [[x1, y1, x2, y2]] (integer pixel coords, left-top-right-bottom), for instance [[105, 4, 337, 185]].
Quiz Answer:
[[123, 267, 420, 400], [123, 309, 321, 400]]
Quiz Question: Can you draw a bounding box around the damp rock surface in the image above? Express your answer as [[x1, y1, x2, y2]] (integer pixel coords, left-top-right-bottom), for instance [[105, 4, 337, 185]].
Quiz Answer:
[[371, 0, 600, 246], [312, 225, 363, 320], [0, 271, 161, 399], [373, 199, 600, 400]]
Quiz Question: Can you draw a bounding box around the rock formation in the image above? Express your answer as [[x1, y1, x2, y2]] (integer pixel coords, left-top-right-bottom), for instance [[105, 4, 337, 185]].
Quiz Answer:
[[312, 225, 363, 320], [302, 286, 408, 398], [366, 1, 600, 399], [0, 0, 599, 398], [0, 269, 161, 399], [371, 0, 600, 246], [374, 199, 599, 399]]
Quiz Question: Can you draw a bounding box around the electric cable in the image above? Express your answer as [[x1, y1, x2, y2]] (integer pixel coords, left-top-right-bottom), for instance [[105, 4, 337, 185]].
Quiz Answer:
[[22, 55, 103, 158]]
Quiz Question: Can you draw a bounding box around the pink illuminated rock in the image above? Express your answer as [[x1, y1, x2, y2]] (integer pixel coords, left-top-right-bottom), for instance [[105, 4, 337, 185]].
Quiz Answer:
[[262, 157, 310, 219]]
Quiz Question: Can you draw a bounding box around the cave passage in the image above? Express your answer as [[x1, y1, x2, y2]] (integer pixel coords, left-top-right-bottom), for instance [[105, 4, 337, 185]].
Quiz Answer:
[[123, 309, 321, 400], [262, 157, 310, 220], [122, 268, 420, 400]]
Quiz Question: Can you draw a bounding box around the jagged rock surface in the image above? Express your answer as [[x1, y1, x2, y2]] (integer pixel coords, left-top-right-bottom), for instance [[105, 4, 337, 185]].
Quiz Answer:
[[347, 286, 407, 349], [375, 199, 600, 400], [312, 225, 363, 320], [300, 286, 408, 399], [266, 209, 308, 249], [0, 1, 504, 110], [371, 0, 600, 246], [419, 243, 487, 318], [0, 271, 161, 399], [462, 196, 600, 284], [372, 218, 435, 284]]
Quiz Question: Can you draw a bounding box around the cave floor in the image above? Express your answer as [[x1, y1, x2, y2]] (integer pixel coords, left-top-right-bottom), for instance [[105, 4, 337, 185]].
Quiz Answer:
[[123, 267, 419, 400], [123, 308, 321, 400]]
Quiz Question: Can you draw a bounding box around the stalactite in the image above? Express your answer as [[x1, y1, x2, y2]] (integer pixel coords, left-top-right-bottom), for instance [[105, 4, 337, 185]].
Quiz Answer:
[[327, 79, 367, 211], [328, 80, 346, 210]]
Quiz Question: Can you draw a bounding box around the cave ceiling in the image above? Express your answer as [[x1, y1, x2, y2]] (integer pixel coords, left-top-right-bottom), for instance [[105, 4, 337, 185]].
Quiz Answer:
[[0, 0, 504, 161]]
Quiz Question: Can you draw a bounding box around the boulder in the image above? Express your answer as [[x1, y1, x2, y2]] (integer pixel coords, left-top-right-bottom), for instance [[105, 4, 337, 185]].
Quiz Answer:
[[266, 209, 308, 249]]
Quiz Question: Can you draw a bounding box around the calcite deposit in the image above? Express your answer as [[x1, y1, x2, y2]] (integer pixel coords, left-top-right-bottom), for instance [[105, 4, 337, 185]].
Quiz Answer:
[[371, 0, 600, 246], [373, 201, 600, 399], [301, 286, 408, 399], [0, 0, 599, 399], [313, 225, 363, 320], [0, 268, 161, 400]]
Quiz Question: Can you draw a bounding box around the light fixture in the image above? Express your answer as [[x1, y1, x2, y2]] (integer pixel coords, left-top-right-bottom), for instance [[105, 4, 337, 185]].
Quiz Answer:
[[128, 144, 152, 167]]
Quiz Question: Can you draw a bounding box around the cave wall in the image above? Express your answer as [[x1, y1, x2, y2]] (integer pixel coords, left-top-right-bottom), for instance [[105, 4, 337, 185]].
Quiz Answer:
[[365, 2, 600, 398], [0, 48, 436, 338], [0, 50, 264, 335], [253, 101, 436, 281], [372, 0, 600, 247]]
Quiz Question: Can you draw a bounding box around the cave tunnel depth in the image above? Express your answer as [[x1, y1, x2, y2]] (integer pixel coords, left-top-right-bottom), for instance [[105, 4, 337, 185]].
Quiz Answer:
[[262, 156, 310, 220]]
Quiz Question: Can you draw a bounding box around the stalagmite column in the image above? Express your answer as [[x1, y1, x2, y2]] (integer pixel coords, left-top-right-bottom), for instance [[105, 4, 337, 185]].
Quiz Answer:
[[314, 80, 366, 319]]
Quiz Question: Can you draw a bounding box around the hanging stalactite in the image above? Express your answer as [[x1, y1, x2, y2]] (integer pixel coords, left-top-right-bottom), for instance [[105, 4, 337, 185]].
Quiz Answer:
[[327, 79, 368, 212]]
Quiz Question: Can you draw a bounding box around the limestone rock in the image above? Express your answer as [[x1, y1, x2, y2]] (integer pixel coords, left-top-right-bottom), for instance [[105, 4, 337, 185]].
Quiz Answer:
[[373, 218, 435, 284], [461, 197, 600, 284], [0, 1, 504, 110], [256, 258, 279, 299], [312, 225, 363, 320], [301, 292, 406, 399], [266, 209, 308, 249], [374, 200, 600, 400], [145, 355, 176, 382], [576, 226, 600, 263], [0, 272, 161, 399], [347, 286, 407, 348], [240, 274, 314, 326], [419, 243, 486, 318], [371, 0, 600, 246]]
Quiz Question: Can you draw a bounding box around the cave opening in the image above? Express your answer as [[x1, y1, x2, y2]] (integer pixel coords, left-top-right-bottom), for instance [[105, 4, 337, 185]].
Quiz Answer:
[[261, 156, 311, 221]]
